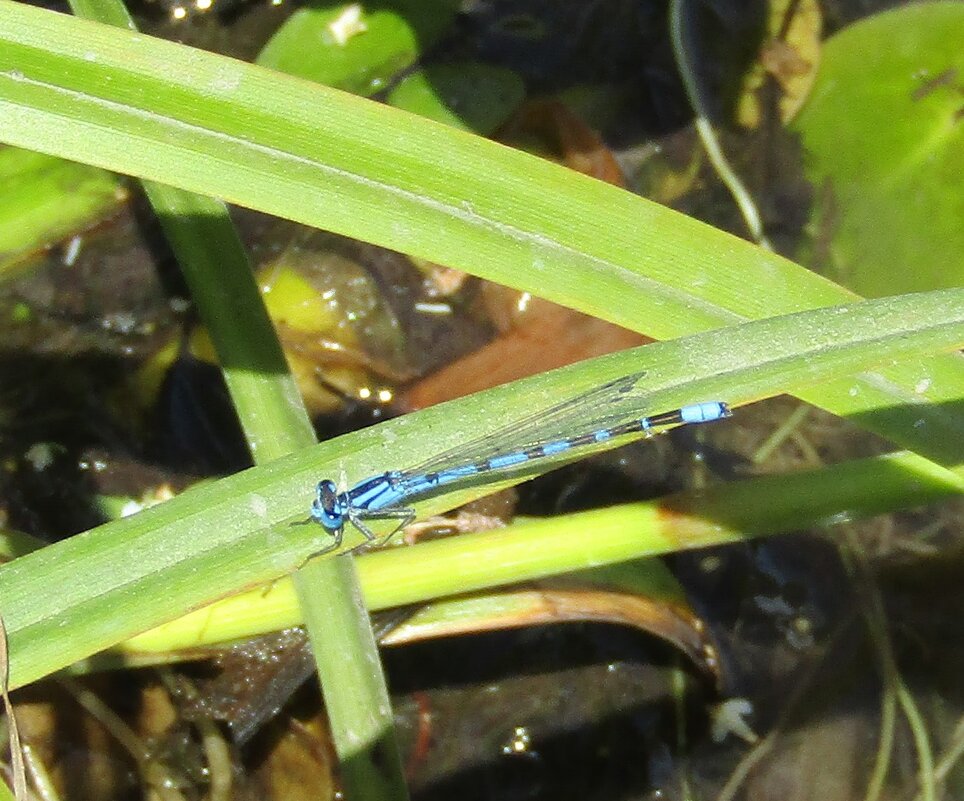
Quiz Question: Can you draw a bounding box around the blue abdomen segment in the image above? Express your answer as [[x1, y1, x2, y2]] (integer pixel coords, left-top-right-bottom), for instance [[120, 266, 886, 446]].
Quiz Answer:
[[680, 401, 729, 424]]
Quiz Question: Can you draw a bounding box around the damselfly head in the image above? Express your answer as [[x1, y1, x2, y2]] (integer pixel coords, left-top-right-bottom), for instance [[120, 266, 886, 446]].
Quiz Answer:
[[311, 479, 345, 532]]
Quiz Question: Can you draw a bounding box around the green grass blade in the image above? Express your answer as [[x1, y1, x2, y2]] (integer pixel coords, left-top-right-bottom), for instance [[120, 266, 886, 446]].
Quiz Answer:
[[52, 0, 407, 786], [145, 160, 408, 799], [0, 289, 961, 690], [0, 1, 961, 466], [119, 448, 962, 657], [60, 0, 407, 787]]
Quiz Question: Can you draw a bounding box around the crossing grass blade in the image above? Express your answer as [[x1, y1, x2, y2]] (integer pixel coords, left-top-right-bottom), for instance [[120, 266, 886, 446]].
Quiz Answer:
[[0, 289, 962, 690], [0, 1, 962, 469]]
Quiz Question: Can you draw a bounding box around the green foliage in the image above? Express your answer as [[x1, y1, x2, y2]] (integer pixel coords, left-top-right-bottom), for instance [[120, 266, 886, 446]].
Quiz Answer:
[[257, 0, 459, 96], [793, 2, 964, 296], [387, 64, 525, 134], [0, 147, 121, 273], [0, 0, 961, 724]]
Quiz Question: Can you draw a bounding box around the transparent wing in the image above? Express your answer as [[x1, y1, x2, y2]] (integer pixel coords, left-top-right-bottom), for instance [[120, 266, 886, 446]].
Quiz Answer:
[[396, 370, 660, 480]]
